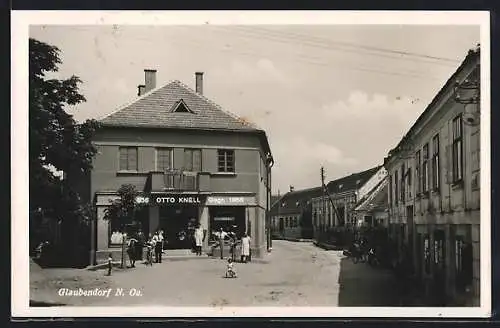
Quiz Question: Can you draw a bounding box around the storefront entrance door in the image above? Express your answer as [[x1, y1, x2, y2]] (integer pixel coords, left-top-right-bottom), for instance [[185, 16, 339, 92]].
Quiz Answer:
[[160, 206, 198, 249]]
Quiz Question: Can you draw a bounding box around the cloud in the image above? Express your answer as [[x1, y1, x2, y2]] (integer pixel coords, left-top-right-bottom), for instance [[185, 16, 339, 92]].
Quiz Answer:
[[321, 90, 423, 127], [213, 58, 290, 85], [269, 136, 359, 192]]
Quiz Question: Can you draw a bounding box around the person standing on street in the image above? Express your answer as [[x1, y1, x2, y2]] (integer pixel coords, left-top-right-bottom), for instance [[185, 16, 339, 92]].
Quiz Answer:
[[153, 231, 162, 263], [194, 224, 204, 256], [159, 229, 165, 254], [241, 233, 251, 263]]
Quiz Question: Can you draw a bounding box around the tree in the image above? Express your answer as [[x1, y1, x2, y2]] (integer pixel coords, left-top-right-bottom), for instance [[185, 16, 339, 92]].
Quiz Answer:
[[29, 38, 100, 224], [104, 184, 144, 268], [103, 184, 143, 232]]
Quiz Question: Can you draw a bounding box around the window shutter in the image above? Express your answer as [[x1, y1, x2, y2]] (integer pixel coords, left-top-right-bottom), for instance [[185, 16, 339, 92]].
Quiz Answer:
[[193, 149, 202, 171]]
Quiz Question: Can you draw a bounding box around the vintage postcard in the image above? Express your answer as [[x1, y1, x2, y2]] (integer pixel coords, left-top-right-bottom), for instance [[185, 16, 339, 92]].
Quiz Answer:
[[11, 10, 491, 318]]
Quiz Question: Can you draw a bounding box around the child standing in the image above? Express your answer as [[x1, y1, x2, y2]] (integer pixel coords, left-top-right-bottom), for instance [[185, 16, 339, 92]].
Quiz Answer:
[[107, 253, 113, 276]]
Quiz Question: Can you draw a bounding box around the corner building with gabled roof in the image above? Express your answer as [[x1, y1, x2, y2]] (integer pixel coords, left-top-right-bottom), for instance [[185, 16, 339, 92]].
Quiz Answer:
[[87, 70, 274, 264]]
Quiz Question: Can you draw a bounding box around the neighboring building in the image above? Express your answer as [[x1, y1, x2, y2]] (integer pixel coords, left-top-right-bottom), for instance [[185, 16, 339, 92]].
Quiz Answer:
[[311, 166, 386, 237], [270, 186, 323, 239], [87, 69, 274, 264], [384, 46, 480, 306], [353, 177, 389, 228]]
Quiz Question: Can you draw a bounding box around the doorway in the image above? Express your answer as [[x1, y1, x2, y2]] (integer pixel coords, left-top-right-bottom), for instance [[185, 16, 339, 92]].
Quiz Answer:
[[159, 206, 198, 249]]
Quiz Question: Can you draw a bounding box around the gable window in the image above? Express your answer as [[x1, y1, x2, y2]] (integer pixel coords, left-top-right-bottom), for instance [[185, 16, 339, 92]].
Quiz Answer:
[[119, 146, 138, 171], [217, 149, 235, 172], [415, 150, 421, 194], [422, 143, 429, 193], [156, 148, 172, 172], [452, 115, 463, 182], [432, 134, 440, 190], [184, 149, 202, 171], [171, 99, 194, 113]]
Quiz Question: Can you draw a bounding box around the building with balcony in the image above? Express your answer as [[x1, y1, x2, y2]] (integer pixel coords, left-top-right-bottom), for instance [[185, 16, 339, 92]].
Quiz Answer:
[[383, 46, 480, 306], [311, 166, 386, 239], [270, 186, 323, 239], [88, 69, 273, 264]]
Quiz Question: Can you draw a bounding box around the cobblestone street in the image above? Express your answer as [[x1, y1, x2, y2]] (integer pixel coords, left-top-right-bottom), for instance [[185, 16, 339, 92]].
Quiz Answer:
[[35, 240, 401, 307]]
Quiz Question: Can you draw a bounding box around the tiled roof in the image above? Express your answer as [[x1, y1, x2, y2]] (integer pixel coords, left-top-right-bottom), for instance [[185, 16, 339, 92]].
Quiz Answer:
[[326, 166, 382, 193], [270, 186, 323, 216], [99, 80, 262, 132]]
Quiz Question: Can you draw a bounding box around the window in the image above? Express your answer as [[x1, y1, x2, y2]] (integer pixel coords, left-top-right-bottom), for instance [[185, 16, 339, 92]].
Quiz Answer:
[[400, 163, 406, 202], [184, 149, 202, 171], [388, 174, 393, 206], [217, 149, 235, 172], [394, 170, 399, 205], [422, 143, 429, 193], [156, 148, 172, 171], [407, 167, 412, 189], [416, 150, 421, 194], [432, 134, 440, 190], [452, 115, 463, 182], [119, 146, 138, 171]]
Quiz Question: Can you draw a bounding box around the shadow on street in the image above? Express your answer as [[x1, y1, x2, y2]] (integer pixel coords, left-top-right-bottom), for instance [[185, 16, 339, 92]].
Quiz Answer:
[[337, 256, 401, 307]]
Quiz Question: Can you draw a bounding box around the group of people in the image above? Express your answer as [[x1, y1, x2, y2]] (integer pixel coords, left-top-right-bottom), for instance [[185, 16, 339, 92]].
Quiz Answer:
[[212, 227, 252, 263], [126, 229, 165, 267]]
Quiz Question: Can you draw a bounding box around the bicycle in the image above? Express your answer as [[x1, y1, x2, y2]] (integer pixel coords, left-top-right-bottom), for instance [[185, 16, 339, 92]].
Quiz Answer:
[[145, 245, 154, 266]]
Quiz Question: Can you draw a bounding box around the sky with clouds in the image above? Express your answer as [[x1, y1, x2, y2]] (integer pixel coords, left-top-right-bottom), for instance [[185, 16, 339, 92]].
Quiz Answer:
[[29, 24, 480, 194]]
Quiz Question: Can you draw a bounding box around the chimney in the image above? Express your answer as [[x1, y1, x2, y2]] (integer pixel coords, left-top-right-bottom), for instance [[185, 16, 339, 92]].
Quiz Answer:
[[144, 69, 157, 93], [137, 84, 146, 97], [195, 72, 204, 95]]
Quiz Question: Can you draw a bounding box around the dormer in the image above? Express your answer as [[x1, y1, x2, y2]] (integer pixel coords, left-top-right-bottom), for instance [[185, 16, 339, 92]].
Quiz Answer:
[[171, 99, 195, 113]]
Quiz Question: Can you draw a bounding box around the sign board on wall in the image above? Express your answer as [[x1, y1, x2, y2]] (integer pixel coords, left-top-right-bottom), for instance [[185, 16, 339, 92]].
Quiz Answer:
[[135, 194, 205, 205], [206, 196, 256, 206]]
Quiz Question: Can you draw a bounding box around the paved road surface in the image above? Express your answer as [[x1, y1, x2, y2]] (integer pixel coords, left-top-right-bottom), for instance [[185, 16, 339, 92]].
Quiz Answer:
[[42, 240, 400, 307]]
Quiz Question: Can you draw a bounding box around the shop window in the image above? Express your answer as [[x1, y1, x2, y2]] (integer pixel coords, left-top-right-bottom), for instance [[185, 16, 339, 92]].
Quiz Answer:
[[156, 148, 172, 172], [452, 115, 464, 182], [456, 237, 473, 292], [119, 146, 138, 171], [434, 230, 445, 268], [217, 149, 235, 172], [184, 148, 202, 171], [432, 134, 440, 190], [422, 143, 429, 193], [209, 206, 245, 239], [424, 234, 431, 274], [109, 218, 125, 247]]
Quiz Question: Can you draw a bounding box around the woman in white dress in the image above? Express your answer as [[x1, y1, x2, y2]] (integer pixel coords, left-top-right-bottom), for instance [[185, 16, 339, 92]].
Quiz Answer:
[[241, 233, 251, 263], [194, 224, 204, 256]]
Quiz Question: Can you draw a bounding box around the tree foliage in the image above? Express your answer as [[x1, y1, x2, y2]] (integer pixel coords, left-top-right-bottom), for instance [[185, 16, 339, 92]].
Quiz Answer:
[[104, 184, 143, 232], [29, 38, 100, 221]]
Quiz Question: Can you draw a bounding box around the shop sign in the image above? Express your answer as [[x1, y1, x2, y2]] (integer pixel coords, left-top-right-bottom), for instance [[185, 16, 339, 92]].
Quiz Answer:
[[135, 195, 203, 205], [206, 196, 252, 206]]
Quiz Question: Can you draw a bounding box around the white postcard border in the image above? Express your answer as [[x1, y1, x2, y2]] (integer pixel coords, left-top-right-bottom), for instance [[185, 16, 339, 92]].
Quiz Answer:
[[11, 10, 491, 318]]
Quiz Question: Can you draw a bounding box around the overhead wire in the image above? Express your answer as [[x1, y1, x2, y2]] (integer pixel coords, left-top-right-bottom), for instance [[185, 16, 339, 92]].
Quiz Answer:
[[44, 26, 454, 81]]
